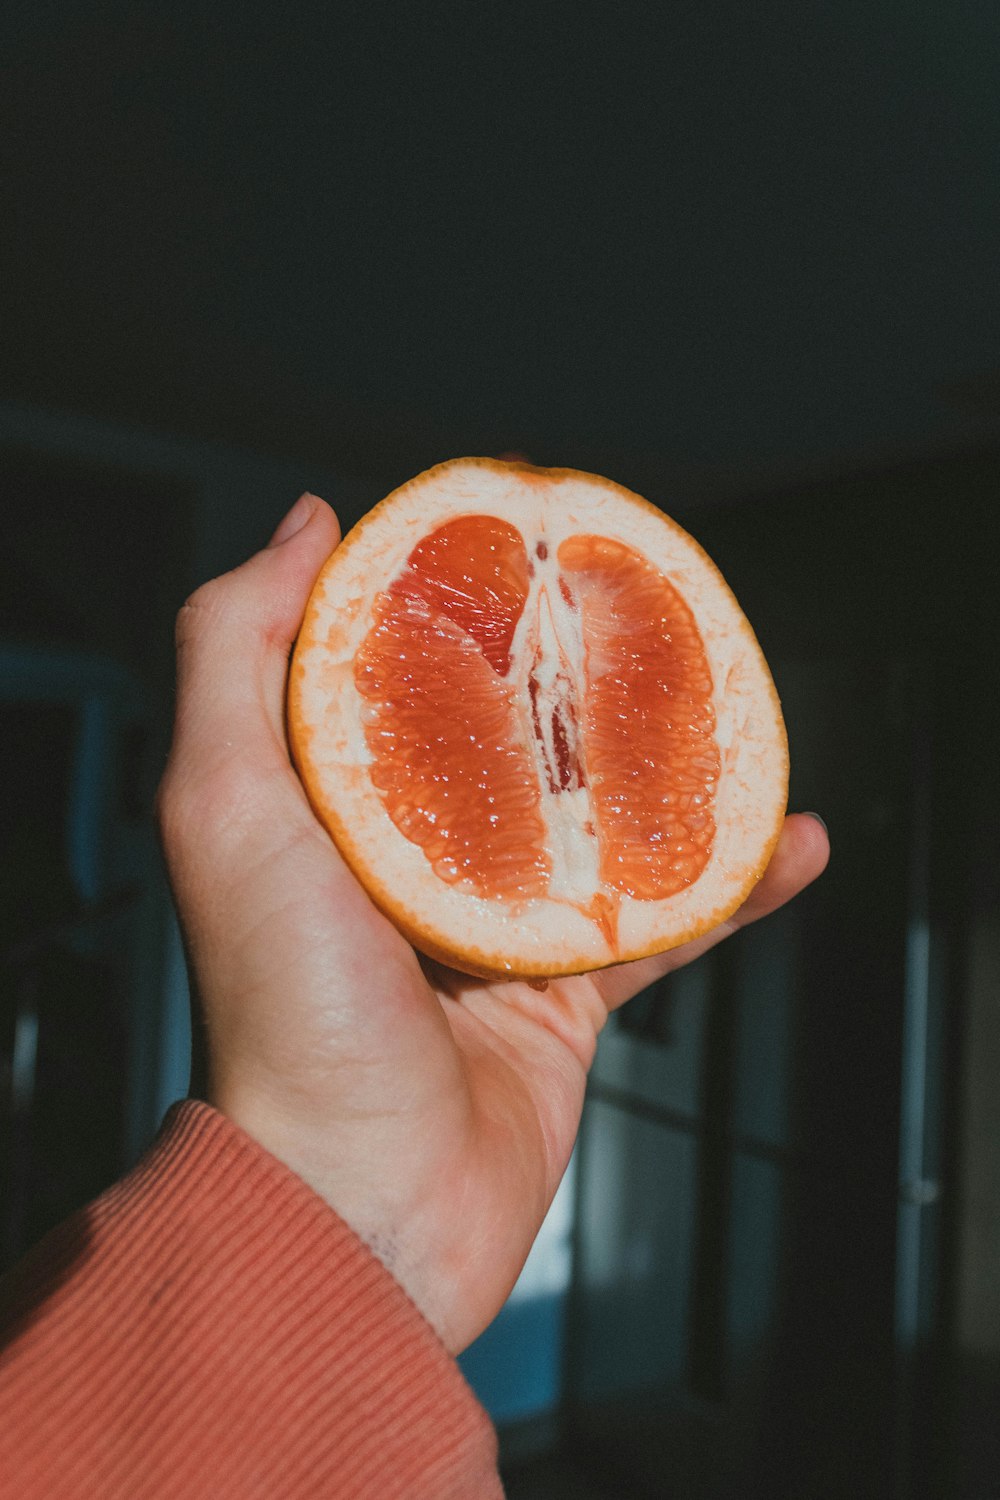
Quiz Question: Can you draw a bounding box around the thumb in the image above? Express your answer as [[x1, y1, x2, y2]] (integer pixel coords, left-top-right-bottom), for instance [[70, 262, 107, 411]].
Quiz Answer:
[[167, 494, 341, 787]]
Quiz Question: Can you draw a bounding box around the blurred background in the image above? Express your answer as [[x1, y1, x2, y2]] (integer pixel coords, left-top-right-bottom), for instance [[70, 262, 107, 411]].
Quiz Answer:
[[2, 3, 999, 1496]]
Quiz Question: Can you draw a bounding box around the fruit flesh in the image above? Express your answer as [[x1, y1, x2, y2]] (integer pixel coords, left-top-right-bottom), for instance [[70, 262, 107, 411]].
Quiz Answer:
[[354, 514, 720, 931], [559, 535, 719, 900]]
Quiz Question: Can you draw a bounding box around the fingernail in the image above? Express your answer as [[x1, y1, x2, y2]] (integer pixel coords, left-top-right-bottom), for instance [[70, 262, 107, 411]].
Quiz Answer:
[[802, 810, 828, 836], [268, 493, 318, 548]]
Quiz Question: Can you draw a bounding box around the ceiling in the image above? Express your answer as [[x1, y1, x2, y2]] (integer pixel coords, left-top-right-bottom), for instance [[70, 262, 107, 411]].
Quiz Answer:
[[4, 1, 1000, 502]]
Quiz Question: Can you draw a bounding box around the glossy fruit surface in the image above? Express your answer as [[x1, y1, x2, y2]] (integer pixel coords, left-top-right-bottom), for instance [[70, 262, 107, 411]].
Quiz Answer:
[[289, 459, 788, 979]]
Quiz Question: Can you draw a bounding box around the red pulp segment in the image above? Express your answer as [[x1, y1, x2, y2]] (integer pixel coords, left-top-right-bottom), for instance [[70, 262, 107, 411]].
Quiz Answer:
[[559, 535, 720, 900], [385, 514, 531, 676], [354, 514, 720, 913], [354, 518, 550, 900]]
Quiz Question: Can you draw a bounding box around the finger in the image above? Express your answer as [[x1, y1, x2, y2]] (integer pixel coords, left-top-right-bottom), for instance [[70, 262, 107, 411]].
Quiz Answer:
[[167, 495, 341, 785], [725, 810, 829, 929], [158, 494, 342, 896], [593, 812, 830, 1009]]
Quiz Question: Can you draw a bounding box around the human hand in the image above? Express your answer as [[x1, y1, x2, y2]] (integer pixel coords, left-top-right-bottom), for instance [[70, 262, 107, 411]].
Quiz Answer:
[[157, 493, 829, 1355]]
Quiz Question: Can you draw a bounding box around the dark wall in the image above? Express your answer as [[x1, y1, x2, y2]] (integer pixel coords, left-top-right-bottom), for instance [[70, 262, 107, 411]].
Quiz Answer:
[[4, 2, 1000, 494]]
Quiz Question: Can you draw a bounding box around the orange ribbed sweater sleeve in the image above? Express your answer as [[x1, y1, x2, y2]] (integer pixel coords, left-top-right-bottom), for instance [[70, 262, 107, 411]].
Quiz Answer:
[[0, 1101, 502, 1499]]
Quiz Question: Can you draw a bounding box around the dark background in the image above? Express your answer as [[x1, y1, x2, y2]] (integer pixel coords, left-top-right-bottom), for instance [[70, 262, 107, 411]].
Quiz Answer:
[[6, 0, 1000, 493], [2, 4, 999, 1497]]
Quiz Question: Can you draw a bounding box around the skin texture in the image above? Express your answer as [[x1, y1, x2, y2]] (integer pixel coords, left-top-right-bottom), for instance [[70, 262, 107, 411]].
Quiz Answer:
[[157, 493, 830, 1356]]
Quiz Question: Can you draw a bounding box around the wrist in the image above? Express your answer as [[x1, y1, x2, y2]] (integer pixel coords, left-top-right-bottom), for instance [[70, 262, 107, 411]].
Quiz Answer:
[[207, 1085, 457, 1348]]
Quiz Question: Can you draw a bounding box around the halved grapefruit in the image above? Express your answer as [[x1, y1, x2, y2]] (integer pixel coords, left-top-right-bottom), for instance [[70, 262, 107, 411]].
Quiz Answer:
[[288, 458, 788, 980]]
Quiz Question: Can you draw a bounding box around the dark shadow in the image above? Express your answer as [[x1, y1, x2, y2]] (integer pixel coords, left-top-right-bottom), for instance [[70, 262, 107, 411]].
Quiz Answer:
[[0, 1199, 95, 1349]]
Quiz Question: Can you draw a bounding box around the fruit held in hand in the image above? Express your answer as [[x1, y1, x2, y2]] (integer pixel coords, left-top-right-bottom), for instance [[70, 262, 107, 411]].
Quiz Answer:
[[288, 459, 788, 979]]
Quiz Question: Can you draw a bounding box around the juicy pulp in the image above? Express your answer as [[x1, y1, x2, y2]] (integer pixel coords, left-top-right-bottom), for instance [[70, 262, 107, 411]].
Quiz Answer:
[[354, 514, 720, 942]]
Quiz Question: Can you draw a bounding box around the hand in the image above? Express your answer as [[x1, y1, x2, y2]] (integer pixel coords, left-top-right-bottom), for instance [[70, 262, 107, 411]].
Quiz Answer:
[[157, 493, 829, 1355]]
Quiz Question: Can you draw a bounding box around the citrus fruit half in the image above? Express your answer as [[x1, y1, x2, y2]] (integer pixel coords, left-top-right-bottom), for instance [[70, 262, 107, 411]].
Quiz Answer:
[[288, 458, 788, 980]]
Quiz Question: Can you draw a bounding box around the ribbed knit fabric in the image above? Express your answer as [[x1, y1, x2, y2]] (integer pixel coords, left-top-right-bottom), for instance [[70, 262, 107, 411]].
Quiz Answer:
[[0, 1101, 502, 1498]]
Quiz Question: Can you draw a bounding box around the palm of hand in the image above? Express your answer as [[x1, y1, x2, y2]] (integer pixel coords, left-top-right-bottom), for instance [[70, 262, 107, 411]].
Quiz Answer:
[[186, 764, 598, 1353]]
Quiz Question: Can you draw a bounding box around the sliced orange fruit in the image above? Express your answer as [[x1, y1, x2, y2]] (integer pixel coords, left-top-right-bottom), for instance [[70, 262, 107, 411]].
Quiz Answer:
[[288, 458, 788, 980]]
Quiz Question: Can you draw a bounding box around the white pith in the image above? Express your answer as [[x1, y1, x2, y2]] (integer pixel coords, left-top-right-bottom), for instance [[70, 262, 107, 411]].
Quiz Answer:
[[290, 461, 788, 975], [509, 551, 598, 902]]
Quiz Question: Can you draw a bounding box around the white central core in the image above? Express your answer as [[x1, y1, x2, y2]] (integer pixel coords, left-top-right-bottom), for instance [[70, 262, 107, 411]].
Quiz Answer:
[[509, 537, 603, 904]]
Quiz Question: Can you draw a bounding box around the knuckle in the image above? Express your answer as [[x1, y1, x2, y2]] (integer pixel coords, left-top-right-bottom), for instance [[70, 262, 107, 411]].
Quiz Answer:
[[155, 764, 190, 857], [157, 751, 262, 866], [174, 577, 229, 651]]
